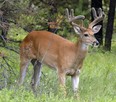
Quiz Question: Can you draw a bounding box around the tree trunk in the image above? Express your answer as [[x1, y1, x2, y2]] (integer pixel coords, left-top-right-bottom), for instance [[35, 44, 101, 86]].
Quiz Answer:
[[91, 0, 103, 45], [104, 0, 116, 51]]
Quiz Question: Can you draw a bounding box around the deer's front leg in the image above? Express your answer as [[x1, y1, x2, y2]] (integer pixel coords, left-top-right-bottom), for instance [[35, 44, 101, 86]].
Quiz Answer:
[[58, 71, 66, 95], [71, 69, 80, 96]]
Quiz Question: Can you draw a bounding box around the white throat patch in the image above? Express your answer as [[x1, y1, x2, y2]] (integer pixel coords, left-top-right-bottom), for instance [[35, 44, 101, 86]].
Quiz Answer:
[[81, 43, 88, 50]]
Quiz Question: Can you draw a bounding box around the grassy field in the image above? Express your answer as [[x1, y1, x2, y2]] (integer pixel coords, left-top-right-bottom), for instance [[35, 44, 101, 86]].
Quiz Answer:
[[0, 47, 116, 102], [0, 31, 116, 102]]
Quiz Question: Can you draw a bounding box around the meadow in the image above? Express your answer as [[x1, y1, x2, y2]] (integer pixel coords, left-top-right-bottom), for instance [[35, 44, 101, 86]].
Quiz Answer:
[[0, 31, 116, 102]]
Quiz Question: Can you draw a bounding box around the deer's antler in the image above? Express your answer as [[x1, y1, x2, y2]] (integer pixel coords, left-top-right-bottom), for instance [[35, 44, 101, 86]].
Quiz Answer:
[[65, 8, 85, 23], [89, 7, 104, 29]]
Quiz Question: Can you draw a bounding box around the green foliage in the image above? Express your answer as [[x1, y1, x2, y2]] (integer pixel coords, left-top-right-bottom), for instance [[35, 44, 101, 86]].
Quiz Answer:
[[0, 46, 19, 88], [80, 51, 116, 101], [0, 0, 116, 102], [0, 88, 77, 102], [0, 49, 116, 102], [8, 25, 27, 40]]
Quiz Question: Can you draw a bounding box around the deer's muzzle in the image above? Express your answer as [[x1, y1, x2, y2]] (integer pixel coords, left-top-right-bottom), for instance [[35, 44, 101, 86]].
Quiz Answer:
[[92, 41, 99, 47]]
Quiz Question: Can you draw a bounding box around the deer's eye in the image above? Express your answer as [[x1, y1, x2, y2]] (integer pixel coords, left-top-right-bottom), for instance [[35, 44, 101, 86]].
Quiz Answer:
[[84, 34, 89, 37]]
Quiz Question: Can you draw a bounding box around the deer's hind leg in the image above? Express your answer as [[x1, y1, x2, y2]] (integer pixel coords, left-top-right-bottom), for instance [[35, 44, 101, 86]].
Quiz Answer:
[[31, 59, 42, 92]]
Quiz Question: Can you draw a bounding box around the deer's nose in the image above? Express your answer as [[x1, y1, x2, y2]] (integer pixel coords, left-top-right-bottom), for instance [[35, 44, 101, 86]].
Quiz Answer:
[[93, 41, 99, 47]]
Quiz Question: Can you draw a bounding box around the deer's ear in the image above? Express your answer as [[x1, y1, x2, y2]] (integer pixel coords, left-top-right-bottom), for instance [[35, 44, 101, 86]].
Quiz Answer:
[[73, 26, 82, 34], [92, 25, 102, 34]]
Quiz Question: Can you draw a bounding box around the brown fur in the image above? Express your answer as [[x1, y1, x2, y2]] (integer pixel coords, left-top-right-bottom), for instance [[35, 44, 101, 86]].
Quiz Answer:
[[19, 26, 100, 93]]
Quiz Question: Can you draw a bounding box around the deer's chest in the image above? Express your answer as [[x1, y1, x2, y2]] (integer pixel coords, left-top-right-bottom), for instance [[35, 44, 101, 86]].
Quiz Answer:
[[64, 54, 85, 76]]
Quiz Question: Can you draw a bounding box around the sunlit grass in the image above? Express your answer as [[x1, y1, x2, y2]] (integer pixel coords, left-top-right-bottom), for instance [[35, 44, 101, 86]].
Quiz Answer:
[[0, 30, 116, 101], [0, 48, 116, 102]]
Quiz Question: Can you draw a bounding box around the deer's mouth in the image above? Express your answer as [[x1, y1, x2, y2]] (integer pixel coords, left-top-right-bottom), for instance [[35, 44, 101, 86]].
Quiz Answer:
[[92, 41, 99, 47]]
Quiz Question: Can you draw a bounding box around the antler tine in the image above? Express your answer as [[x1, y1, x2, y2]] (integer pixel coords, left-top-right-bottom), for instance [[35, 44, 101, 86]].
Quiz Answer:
[[71, 9, 74, 17], [91, 7, 97, 19], [71, 9, 85, 21], [89, 7, 104, 29], [70, 15, 85, 22], [65, 8, 85, 23], [65, 8, 70, 21], [98, 8, 103, 17]]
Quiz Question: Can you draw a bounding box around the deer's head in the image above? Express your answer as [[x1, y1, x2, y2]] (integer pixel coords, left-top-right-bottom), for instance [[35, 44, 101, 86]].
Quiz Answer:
[[66, 8, 104, 47]]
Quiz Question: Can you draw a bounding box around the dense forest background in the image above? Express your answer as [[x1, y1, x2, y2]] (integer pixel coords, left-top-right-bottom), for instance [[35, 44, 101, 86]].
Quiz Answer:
[[0, 0, 115, 50], [0, 0, 116, 102]]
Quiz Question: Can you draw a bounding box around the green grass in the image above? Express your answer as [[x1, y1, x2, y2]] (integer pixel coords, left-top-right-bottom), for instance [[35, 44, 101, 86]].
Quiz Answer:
[[0, 29, 116, 101], [0, 48, 116, 102]]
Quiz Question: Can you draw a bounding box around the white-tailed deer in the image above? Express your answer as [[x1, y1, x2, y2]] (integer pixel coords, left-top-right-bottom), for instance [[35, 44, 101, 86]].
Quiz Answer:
[[19, 8, 104, 94]]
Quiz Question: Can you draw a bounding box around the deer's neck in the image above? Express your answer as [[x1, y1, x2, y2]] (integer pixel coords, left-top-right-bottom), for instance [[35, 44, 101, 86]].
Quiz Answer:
[[74, 38, 88, 64], [76, 39, 88, 52], [65, 38, 89, 75]]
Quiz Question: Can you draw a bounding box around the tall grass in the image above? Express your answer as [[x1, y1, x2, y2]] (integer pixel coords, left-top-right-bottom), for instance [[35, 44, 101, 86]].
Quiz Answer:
[[0, 48, 116, 102]]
